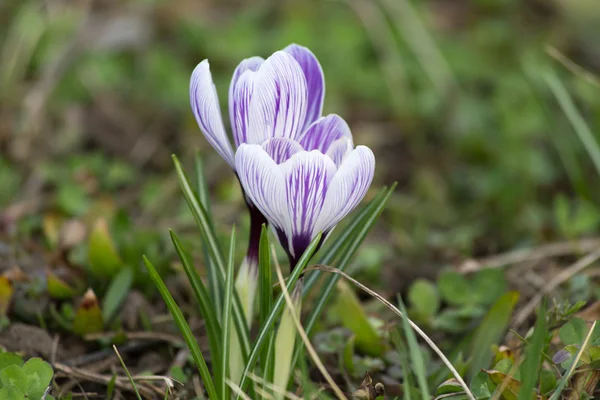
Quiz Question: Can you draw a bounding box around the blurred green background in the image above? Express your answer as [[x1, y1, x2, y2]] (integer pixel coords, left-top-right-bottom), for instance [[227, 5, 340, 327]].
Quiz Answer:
[[2, 0, 600, 289]]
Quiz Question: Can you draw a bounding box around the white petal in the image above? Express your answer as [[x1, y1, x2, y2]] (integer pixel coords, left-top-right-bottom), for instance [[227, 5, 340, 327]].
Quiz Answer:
[[247, 51, 308, 144], [229, 57, 264, 146], [280, 151, 336, 258], [299, 114, 353, 153], [235, 144, 287, 232], [190, 60, 235, 167], [314, 146, 375, 235], [326, 137, 354, 167]]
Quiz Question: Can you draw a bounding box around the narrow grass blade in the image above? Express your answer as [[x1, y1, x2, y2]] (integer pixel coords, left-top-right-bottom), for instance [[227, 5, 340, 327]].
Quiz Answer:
[[518, 299, 548, 400], [390, 328, 413, 400], [173, 155, 251, 362], [549, 321, 597, 400], [397, 296, 430, 400], [221, 227, 236, 399], [194, 151, 222, 317], [143, 256, 218, 399], [293, 184, 396, 369], [303, 186, 388, 294], [546, 72, 600, 177], [236, 233, 322, 398], [114, 345, 143, 400], [170, 231, 222, 366], [468, 291, 519, 379], [258, 224, 275, 389]]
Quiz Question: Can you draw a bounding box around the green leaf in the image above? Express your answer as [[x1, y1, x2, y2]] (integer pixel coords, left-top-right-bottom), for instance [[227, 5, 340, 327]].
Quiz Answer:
[[472, 269, 506, 305], [143, 256, 218, 400], [470, 371, 492, 399], [22, 358, 53, 393], [559, 318, 588, 345], [0, 366, 27, 393], [0, 385, 25, 400], [236, 233, 322, 397], [169, 230, 222, 388], [438, 271, 472, 306], [408, 279, 440, 318], [333, 280, 384, 356], [539, 369, 557, 395], [173, 155, 250, 362], [102, 267, 134, 323], [46, 272, 76, 300], [397, 296, 430, 400], [0, 354, 24, 371], [468, 291, 519, 378], [88, 218, 122, 278], [220, 227, 236, 400], [341, 335, 356, 377], [518, 299, 547, 400], [484, 370, 522, 400]]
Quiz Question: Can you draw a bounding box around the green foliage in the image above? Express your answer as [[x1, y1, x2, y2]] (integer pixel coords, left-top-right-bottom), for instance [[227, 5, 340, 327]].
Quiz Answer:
[[0, 354, 54, 400]]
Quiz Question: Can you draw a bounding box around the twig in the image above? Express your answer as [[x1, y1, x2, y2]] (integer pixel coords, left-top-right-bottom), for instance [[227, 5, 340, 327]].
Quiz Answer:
[[53, 362, 163, 398], [306, 264, 476, 400], [546, 45, 600, 88], [458, 237, 600, 273], [513, 250, 600, 328]]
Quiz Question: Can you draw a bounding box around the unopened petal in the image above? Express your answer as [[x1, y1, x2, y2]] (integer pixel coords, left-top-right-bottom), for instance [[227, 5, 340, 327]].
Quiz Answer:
[[190, 60, 235, 167], [326, 137, 354, 167]]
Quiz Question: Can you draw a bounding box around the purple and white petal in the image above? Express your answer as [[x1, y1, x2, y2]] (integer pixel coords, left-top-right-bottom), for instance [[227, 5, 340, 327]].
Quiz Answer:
[[247, 51, 308, 144], [235, 144, 287, 231], [190, 60, 235, 167], [262, 137, 304, 164], [326, 137, 354, 167], [229, 57, 264, 146], [298, 114, 353, 153], [280, 151, 337, 259], [284, 44, 325, 131], [314, 146, 375, 235]]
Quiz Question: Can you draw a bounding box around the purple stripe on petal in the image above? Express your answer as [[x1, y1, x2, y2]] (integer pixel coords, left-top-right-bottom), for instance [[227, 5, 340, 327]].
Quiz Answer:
[[262, 137, 303, 164], [314, 146, 375, 235], [190, 60, 235, 167], [230, 70, 257, 147], [284, 44, 325, 132], [229, 57, 264, 147], [280, 151, 336, 258], [298, 114, 353, 153], [326, 137, 354, 167], [247, 51, 308, 144], [235, 144, 286, 232]]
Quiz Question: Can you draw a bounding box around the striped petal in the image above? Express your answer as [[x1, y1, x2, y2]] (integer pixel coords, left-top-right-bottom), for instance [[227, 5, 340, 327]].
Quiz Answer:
[[229, 57, 264, 146], [284, 44, 325, 131], [262, 137, 304, 164], [190, 60, 235, 167], [280, 151, 336, 260], [299, 114, 353, 153], [247, 51, 308, 144], [314, 146, 375, 235], [235, 144, 287, 232], [326, 137, 354, 167]]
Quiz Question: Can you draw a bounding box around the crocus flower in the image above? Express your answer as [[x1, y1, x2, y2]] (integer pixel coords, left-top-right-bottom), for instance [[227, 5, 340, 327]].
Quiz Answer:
[[190, 44, 325, 264], [237, 137, 375, 268]]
